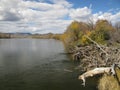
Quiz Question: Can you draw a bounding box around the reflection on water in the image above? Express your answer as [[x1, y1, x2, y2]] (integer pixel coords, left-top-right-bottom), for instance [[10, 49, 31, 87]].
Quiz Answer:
[[0, 39, 97, 90]]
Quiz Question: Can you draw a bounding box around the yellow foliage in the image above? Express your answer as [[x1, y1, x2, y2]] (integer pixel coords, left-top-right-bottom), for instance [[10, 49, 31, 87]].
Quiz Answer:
[[62, 19, 116, 47], [79, 31, 92, 45], [95, 20, 114, 31], [86, 31, 92, 36], [70, 21, 80, 30]]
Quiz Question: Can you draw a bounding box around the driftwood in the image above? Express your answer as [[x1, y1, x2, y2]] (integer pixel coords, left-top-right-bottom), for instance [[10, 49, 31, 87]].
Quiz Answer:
[[78, 64, 117, 86], [71, 36, 120, 86], [72, 37, 120, 70]]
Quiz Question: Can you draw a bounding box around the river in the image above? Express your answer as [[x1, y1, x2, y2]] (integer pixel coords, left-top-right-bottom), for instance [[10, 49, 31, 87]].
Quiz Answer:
[[0, 39, 97, 90]]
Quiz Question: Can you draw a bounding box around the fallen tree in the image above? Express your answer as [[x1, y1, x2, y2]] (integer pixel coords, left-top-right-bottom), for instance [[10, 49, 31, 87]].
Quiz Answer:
[[78, 64, 117, 86], [72, 36, 120, 87]]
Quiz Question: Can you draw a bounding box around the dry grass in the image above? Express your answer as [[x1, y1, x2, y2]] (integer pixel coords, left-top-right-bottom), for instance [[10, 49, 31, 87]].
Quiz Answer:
[[98, 68, 120, 90]]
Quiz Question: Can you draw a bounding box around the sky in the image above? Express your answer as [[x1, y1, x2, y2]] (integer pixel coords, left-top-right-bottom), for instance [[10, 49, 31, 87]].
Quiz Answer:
[[0, 0, 120, 34]]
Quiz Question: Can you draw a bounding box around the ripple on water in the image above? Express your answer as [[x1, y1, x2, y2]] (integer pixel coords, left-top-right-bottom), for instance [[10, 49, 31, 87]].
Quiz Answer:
[[0, 39, 97, 90]]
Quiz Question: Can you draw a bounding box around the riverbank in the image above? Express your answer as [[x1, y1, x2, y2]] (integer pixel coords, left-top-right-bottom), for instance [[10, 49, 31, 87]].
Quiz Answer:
[[61, 20, 120, 90], [0, 32, 62, 40]]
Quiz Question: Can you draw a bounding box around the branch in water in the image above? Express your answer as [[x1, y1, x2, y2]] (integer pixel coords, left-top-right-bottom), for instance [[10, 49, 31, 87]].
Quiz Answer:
[[78, 65, 116, 86]]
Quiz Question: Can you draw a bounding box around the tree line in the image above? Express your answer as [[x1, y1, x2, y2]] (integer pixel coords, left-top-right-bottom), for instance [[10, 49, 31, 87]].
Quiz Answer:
[[61, 20, 120, 52]]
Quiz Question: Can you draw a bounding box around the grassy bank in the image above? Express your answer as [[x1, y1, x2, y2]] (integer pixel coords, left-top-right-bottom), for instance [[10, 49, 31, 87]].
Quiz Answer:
[[98, 68, 120, 90]]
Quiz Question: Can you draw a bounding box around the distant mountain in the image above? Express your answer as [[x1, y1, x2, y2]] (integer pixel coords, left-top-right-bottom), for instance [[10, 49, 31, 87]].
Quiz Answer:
[[10, 32, 32, 35]]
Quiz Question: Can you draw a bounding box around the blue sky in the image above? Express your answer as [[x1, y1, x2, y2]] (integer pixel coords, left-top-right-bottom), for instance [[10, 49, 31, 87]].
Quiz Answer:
[[0, 0, 120, 34], [69, 0, 120, 13]]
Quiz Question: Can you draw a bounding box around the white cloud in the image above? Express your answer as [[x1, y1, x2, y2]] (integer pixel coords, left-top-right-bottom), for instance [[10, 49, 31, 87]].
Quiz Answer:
[[0, 0, 23, 21], [0, 0, 119, 34], [92, 11, 120, 24], [0, 0, 72, 33], [50, 0, 73, 8], [111, 12, 120, 23], [69, 7, 92, 22]]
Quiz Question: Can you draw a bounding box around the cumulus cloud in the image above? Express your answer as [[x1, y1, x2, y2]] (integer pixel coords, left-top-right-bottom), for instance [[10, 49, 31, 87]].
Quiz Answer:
[[0, 0, 119, 34], [69, 7, 92, 22], [50, 0, 73, 8], [0, 11, 22, 21], [92, 11, 120, 24], [0, 0, 23, 21], [69, 6, 120, 24], [0, 0, 72, 33]]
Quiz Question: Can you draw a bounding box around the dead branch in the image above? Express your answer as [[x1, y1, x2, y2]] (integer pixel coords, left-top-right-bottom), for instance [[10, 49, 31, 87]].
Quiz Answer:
[[78, 64, 117, 86], [85, 35, 109, 56], [72, 38, 120, 70], [69, 36, 120, 86]]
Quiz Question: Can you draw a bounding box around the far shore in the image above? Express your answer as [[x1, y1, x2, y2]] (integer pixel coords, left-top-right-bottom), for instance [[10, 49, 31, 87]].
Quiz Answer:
[[0, 32, 62, 40]]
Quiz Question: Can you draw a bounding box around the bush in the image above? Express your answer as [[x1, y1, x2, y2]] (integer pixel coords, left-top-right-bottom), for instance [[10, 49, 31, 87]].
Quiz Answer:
[[62, 19, 116, 49]]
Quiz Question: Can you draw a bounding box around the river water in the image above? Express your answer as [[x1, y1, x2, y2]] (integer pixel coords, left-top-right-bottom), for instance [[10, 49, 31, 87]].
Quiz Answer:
[[0, 39, 97, 90]]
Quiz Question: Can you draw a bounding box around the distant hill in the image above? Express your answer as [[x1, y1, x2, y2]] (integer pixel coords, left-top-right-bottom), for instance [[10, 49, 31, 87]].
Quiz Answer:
[[10, 32, 31, 35], [0, 32, 62, 39]]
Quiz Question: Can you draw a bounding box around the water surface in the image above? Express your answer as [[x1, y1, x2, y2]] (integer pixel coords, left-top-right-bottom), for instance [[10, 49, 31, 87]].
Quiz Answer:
[[0, 39, 97, 90]]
